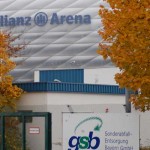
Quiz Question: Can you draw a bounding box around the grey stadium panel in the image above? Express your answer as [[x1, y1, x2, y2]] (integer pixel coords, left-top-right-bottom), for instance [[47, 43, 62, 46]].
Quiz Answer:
[[0, 0, 113, 82]]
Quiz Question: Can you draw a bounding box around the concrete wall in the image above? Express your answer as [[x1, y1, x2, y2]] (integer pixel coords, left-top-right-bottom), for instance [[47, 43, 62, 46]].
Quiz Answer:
[[18, 92, 125, 150], [132, 107, 150, 147], [17, 92, 150, 149]]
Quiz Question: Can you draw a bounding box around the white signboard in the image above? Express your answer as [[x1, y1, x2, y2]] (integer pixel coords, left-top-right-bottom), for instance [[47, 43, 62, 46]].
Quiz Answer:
[[29, 127, 40, 134], [63, 113, 139, 150]]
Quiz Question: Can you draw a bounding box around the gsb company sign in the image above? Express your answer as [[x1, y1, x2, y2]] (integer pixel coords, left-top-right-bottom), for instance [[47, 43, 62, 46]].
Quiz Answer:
[[68, 131, 100, 150], [67, 117, 103, 150], [0, 12, 91, 27]]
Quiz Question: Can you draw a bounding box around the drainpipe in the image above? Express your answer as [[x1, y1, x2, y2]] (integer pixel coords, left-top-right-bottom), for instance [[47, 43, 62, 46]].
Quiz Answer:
[[125, 88, 131, 113]]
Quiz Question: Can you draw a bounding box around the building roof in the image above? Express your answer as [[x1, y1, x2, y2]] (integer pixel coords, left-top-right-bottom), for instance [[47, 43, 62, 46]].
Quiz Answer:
[[15, 82, 125, 95]]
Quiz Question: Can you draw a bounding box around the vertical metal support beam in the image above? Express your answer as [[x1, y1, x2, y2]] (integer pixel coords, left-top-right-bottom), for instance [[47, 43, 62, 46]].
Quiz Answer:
[[45, 113, 52, 150], [49, 113, 52, 150], [45, 115, 48, 150], [22, 116, 26, 150], [125, 88, 131, 113], [1, 116, 5, 150]]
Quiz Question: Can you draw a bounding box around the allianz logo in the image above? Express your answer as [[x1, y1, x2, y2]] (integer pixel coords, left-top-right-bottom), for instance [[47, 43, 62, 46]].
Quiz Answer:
[[0, 12, 91, 27]]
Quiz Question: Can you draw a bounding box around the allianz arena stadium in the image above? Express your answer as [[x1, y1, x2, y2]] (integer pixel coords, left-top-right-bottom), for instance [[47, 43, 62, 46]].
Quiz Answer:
[[0, 0, 113, 82], [1, 1, 150, 150]]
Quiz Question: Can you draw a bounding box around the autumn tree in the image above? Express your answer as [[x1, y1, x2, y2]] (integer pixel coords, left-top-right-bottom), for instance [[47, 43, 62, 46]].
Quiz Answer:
[[97, 0, 150, 111], [0, 32, 26, 150], [0, 32, 23, 111]]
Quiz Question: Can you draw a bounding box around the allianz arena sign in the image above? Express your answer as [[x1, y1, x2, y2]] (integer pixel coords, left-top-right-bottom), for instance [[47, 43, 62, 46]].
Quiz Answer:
[[0, 12, 91, 27]]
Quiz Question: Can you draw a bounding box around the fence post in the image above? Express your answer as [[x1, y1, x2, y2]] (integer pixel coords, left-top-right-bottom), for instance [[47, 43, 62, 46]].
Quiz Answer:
[[1, 115, 5, 150], [22, 115, 26, 150]]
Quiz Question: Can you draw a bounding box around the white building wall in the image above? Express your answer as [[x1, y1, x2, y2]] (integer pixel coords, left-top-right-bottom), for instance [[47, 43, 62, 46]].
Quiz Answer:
[[84, 68, 119, 85], [18, 92, 125, 106], [18, 92, 125, 150], [46, 92, 125, 105], [34, 71, 40, 82], [17, 92, 150, 149], [132, 107, 150, 147]]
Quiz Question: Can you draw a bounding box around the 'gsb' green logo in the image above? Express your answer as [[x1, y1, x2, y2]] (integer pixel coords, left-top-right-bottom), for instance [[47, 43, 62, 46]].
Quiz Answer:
[[68, 131, 100, 150]]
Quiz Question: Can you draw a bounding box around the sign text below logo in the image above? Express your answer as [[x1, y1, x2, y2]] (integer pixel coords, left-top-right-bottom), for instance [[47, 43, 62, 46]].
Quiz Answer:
[[0, 12, 91, 27]]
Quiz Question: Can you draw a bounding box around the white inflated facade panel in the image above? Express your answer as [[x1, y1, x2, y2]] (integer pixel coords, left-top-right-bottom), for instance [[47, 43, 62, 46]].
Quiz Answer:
[[0, 0, 113, 82]]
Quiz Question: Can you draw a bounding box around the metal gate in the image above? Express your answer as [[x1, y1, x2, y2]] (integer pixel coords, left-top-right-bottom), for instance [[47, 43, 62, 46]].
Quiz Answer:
[[0, 112, 51, 150]]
